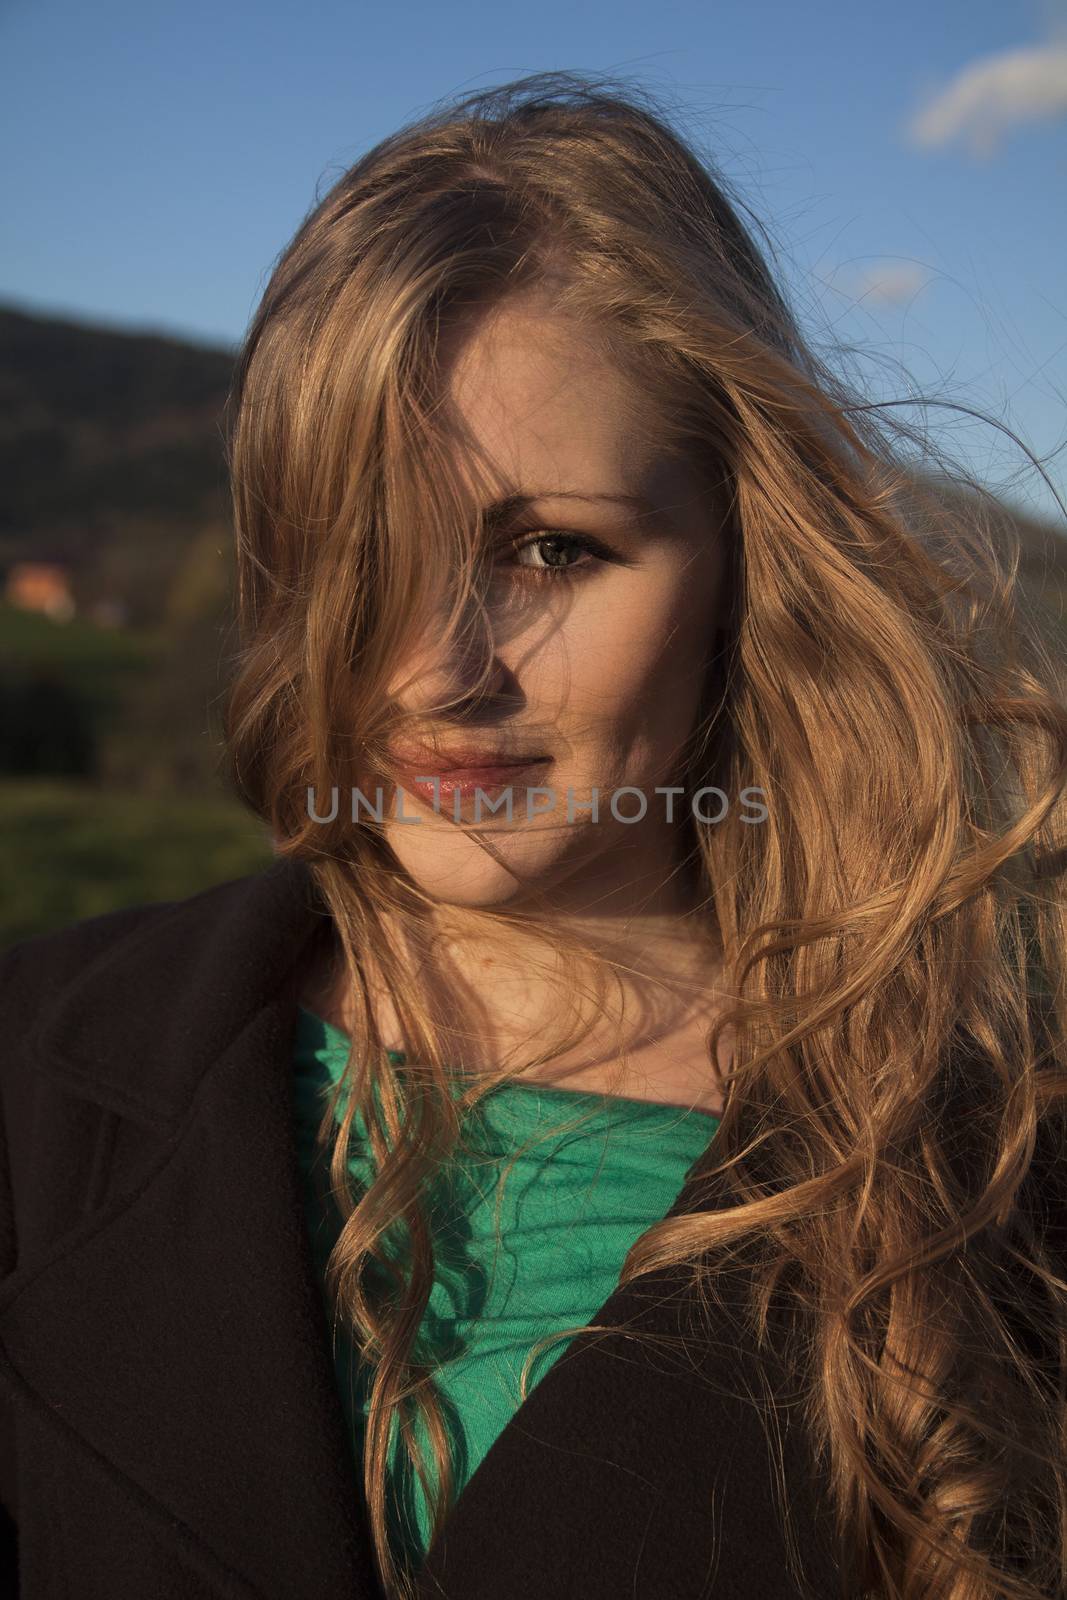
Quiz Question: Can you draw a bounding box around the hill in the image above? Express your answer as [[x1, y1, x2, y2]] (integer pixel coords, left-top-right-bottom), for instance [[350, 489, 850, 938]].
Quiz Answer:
[[0, 303, 236, 624]]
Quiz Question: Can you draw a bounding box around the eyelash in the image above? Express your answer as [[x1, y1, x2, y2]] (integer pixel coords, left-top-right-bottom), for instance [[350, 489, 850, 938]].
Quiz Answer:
[[504, 531, 615, 584]]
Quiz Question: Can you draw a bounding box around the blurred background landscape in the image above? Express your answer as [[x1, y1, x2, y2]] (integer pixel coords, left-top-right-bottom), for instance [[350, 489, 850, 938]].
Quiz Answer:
[[2, 2, 1065, 945], [0, 303, 276, 944]]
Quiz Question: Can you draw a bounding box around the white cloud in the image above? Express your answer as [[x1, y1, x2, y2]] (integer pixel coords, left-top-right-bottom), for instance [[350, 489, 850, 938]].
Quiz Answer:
[[818, 261, 932, 307], [906, 42, 1067, 157], [851, 262, 931, 305]]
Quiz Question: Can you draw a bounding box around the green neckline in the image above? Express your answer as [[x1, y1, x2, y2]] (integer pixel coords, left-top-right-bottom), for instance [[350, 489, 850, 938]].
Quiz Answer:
[[295, 1003, 722, 1125]]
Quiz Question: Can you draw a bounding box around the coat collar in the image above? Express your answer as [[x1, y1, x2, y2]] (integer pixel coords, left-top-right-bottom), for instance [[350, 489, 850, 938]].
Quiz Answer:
[[2, 857, 844, 1600], [27, 852, 331, 1133]]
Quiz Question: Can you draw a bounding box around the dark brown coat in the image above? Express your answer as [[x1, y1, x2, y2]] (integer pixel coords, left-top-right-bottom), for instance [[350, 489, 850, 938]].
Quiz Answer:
[[0, 857, 853, 1599]]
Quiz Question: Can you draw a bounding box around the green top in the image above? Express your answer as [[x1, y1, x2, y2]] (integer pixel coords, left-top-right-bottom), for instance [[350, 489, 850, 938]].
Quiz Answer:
[[291, 1003, 721, 1576]]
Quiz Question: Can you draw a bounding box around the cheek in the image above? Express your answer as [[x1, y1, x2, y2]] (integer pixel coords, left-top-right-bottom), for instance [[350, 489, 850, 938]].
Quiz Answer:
[[514, 572, 712, 731]]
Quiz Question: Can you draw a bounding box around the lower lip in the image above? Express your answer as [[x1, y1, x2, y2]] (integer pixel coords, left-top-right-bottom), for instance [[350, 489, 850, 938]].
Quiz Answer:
[[394, 759, 551, 805]]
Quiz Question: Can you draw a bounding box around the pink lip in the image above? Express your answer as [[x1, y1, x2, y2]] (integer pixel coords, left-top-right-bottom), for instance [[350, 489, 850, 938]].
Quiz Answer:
[[390, 755, 552, 806], [390, 747, 549, 771]]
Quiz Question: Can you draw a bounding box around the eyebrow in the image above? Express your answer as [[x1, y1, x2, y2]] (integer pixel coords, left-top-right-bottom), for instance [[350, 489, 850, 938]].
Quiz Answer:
[[480, 490, 662, 533]]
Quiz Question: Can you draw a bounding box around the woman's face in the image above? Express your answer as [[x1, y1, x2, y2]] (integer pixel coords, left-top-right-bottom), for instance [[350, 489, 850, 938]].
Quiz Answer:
[[374, 293, 732, 914]]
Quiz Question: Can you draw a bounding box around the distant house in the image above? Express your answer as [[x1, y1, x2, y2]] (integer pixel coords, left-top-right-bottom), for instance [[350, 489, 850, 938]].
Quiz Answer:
[[4, 561, 76, 622]]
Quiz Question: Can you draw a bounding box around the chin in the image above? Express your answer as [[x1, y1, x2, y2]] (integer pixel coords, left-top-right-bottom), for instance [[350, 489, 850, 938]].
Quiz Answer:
[[382, 820, 587, 910]]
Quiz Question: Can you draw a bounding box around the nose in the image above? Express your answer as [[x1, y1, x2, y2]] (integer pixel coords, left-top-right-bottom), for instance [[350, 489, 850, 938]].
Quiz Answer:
[[385, 595, 509, 715]]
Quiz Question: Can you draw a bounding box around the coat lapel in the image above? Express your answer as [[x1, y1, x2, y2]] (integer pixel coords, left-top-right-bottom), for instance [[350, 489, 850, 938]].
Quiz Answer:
[[0, 857, 842, 1600], [0, 858, 382, 1599], [413, 1161, 844, 1600]]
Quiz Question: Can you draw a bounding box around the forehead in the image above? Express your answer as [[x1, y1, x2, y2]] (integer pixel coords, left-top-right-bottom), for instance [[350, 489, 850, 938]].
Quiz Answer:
[[439, 297, 676, 507]]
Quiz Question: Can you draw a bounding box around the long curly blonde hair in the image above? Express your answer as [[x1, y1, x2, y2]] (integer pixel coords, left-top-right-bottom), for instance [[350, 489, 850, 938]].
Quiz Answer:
[[221, 71, 1067, 1599]]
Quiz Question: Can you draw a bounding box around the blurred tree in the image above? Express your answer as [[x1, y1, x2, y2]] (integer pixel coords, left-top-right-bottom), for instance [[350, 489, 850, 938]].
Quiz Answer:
[[96, 520, 240, 796], [0, 667, 96, 776]]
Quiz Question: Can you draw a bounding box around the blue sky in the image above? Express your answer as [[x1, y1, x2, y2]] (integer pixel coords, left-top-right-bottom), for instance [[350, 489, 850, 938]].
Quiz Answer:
[[2, 0, 1065, 522]]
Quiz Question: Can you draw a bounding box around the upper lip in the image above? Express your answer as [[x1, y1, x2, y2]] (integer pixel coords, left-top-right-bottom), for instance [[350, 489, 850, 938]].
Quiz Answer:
[[389, 746, 550, 771]]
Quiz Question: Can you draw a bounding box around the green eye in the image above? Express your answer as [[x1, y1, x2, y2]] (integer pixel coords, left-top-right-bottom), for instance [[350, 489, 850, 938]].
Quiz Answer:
[[508, 531, 610, 582]]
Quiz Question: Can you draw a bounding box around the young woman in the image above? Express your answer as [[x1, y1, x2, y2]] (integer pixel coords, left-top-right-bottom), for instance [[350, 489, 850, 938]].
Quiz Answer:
[[2, 71, 1066, 1600]]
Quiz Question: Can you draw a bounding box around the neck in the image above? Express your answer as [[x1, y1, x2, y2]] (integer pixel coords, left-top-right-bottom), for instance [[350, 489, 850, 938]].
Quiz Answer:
[[301, 843, 730, 1098], [401, 862, 724, 1082]]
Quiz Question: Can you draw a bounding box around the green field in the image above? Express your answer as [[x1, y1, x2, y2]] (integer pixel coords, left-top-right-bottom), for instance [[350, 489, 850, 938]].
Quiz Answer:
[[0, 778, 274, 947]]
